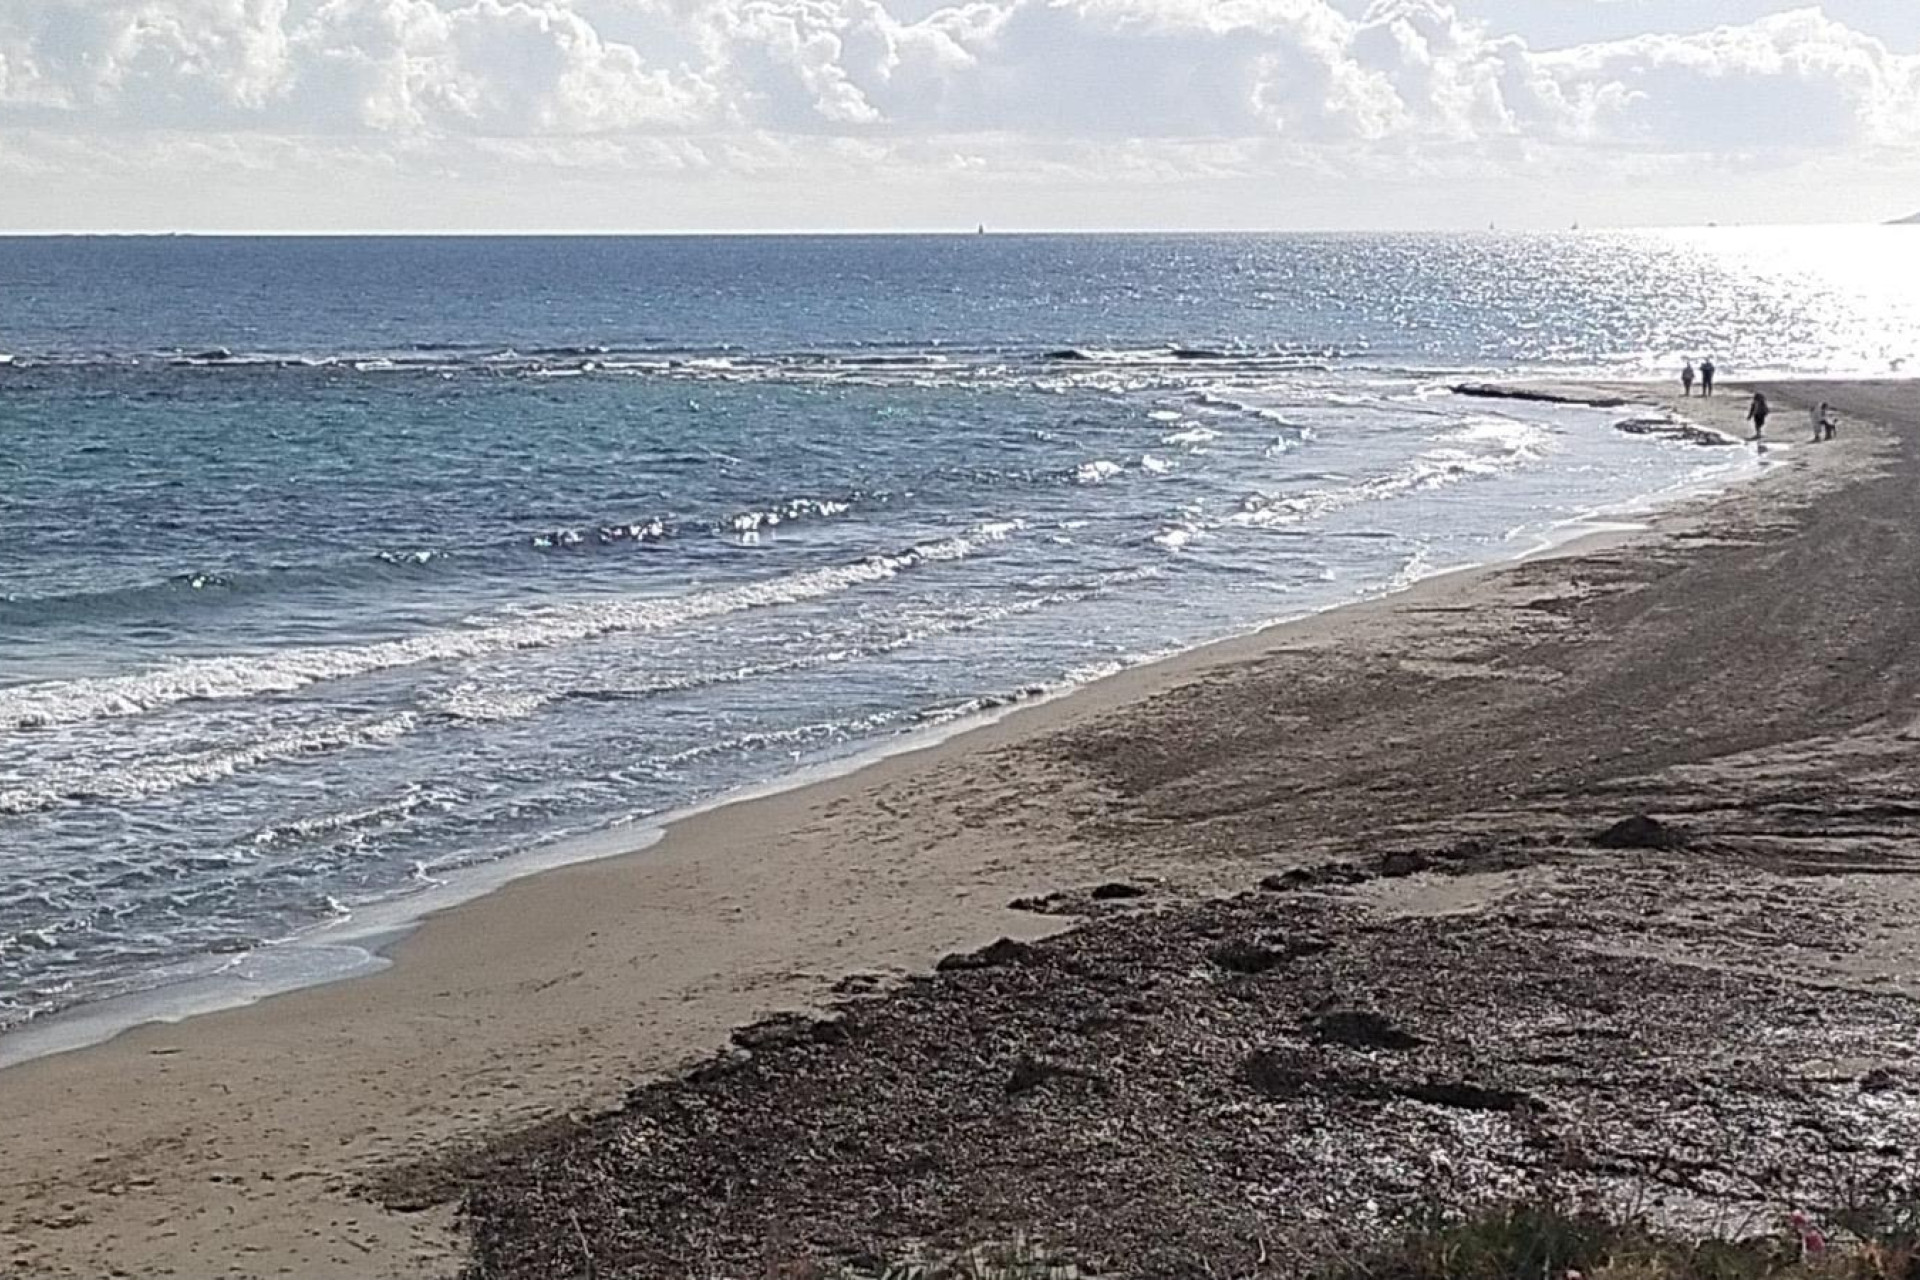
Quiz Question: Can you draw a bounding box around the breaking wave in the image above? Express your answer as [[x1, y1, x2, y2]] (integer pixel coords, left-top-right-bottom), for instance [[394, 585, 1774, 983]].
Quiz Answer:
[[0, 524, 1023, 732]]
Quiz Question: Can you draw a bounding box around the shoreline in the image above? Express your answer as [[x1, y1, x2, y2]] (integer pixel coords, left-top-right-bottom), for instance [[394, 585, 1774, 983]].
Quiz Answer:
[[0, 382, 1757, 1071], [0, 378, 1882, 1279]]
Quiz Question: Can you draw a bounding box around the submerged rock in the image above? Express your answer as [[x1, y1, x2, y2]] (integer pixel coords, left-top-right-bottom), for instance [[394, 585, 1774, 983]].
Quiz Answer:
[[1593, 814, 1691, 851]]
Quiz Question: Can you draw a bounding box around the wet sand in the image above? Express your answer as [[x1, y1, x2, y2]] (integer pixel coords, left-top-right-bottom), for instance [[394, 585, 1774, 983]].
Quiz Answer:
[[4, 381, 1916, 1278]]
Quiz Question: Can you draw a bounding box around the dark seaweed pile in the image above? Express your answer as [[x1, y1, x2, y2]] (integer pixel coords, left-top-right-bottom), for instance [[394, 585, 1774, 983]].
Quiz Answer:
[[444, 846, 1920, 1279]]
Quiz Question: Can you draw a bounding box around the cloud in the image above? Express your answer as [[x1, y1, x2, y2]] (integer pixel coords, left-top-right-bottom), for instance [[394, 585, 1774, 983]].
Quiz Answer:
[[1540, 8, 1920, 150], [0, 0, 1915, 206], [0, 0, 712, 132]]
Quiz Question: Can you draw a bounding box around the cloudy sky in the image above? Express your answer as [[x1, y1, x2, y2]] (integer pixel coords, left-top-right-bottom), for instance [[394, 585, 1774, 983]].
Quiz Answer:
[[0, 0, 1915, 231]]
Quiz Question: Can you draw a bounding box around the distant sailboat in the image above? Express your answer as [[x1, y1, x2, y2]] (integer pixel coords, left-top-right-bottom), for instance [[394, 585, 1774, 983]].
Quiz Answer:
[[977, 223, 986, 235]]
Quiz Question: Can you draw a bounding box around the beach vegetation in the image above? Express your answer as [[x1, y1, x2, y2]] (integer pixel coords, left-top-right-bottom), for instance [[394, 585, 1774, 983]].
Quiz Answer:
[[1324, 1201, 1919, 1280], [825, 1237, 1085, 1279], [807, 1200, 1920, 1280]]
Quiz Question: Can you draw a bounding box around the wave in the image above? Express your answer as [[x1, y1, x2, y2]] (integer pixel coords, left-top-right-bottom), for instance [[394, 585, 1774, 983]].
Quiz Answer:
[[244, 785, 453, 849], [0, 712, 418, 816], [1229, 418, 1549, 532], [1151, 521, 1202, 551], [650, 711, 906, 770], [529, 518, 670, 550], [1071, 459, 1124, 485], [1, 339, 1351, 381], [428, 536, 1105, 732], [4, 564, 1104, 816], [0, 543, 477, 626], [1161, 424, 1219, 447], [916, 655, 1140, 726], [726, 497, 854, 537], [0, 552, 458, 626], [1, 494, 867, 624], [0, 524, 1024, 732]]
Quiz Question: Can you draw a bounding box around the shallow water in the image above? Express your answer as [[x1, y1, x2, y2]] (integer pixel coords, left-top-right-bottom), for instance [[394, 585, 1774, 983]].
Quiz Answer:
[[1, 229, 1913, 1031]]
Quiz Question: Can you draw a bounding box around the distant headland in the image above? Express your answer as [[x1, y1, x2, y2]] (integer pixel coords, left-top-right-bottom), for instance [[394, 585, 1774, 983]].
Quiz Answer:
[[1891, 211, 1920, 224]]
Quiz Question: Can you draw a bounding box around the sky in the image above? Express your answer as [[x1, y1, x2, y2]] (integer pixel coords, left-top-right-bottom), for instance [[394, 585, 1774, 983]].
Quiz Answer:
[[0, 0, 1915, 232]]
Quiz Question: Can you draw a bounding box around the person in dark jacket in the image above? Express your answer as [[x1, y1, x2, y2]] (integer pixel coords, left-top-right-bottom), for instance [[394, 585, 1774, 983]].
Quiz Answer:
[[1748, 391, 1770, 439]]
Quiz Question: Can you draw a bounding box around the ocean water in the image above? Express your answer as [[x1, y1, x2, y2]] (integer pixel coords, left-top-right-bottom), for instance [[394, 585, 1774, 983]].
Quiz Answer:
[[2, 229, 1915, 1037]]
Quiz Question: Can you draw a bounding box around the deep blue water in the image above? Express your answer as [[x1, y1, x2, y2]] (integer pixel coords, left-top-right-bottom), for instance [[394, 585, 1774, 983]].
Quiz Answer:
[[1, 230, 1913, 1033]]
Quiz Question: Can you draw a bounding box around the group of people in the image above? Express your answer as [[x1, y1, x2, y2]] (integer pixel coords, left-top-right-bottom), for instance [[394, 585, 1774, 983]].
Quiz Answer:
[[1683, 362, 1839, 443], [1738, 393, 1836, 441]]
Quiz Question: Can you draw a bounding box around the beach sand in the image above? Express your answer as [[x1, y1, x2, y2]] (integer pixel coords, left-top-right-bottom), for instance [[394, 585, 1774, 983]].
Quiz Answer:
[[4, 380, 1916, 1278]]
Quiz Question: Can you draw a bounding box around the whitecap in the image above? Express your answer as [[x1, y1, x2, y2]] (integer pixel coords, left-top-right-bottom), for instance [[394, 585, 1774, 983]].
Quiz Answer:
[[1161, 425, 1219, 447], [0, 713, 419, 815], [1152, 523, 1200, 551], [1073, 459, 1124, 485], [0, 533, 1015, 732]]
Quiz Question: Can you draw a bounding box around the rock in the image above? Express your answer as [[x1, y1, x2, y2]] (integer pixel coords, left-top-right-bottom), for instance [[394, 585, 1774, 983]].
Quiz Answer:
[[1208, 940, 1284, 975], [1307, 1009, 1423, 1051], [1613, 417, 1736, 448], [1593, 814, 1691, 851], [1208, 934, 1330, 975], [1006, 1054, 1063, 1095], [1259, 863, 1366, 892], [732, 1013, 822, 1052], [935, 937, 1039, 972], [681, 1048, 752, 1087], [1089, 882, 1149, 901], [1860, 1066, 1904, 1094], [1073, 1010, 1142, 1036], [1401, 1079, 1533, 1112], [1241, 1048, 1313, 1100], [809, 1017, 853, 1046], [1450, 383, 1628, 408], [1379, 850, 1433, 878]]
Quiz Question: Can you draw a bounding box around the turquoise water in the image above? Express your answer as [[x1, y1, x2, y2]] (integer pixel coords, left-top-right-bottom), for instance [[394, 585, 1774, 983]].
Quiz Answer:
[[1, 229, 1913, 1032]]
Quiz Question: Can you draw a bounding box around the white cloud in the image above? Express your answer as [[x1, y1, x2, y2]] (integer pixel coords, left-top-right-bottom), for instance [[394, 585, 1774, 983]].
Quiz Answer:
[[1542, 8, 1920, 151], [0, 0, 1915, 226]]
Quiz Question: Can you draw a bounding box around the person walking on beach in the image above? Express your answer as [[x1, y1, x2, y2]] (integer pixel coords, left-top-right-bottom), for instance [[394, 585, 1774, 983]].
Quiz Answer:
[[1701, 358, 1717, 396], [1748, 391, 1770, 440], [1812, 402, 1831, 441], [1681, 361, 1696, 397]]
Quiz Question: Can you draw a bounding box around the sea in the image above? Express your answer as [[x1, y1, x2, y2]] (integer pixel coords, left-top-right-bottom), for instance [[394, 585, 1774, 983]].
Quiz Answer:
[[2, 229, 1915, 1050]]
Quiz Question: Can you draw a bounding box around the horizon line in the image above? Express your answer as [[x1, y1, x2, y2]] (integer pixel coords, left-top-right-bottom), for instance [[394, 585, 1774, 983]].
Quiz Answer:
[[0, 219, 1899, 238]]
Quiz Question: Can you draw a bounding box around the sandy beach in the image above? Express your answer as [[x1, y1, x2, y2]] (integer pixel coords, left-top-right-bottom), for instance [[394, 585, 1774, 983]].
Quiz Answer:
[[5, 379, 1918, 1278]]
